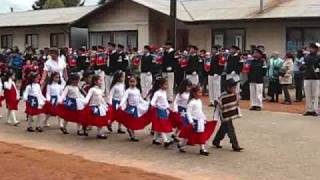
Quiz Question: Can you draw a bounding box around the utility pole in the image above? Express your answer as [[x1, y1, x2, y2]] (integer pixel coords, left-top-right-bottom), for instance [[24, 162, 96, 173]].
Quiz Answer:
[[170, 0, 177, 48]]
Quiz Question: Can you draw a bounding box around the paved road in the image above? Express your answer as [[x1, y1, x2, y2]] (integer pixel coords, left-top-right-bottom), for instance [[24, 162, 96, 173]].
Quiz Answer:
[[0, 103, 319, 180]]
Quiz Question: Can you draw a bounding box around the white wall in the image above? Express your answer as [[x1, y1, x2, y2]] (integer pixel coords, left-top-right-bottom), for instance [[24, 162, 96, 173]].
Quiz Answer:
[[0, 25, 69, 50]]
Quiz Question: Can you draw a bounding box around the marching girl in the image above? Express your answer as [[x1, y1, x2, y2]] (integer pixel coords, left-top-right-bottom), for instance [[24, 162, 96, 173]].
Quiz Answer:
[[149, 78, 175, 147], [118, 75, 150, 141], [57, 74, 86, 135], [82, 75, 109, 139], [43, 72, 64, 128], [173, 79, 192, 141], [3, 70, 20, 126], [108, 71, 126, 134], [23, 72, 46, 132], [177, 85, 217, 156]]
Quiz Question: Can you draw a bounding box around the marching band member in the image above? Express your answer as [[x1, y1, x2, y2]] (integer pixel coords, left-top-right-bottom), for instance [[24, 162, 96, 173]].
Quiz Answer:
[[105, 42, 117, 96], [3, 70, 20, 126], [82, 75, 109, 139], [226, 46, 243, 94], [23, 72, 46, 132], [140, 45, 155, 98], [185, 45, 200, 85], [162, 42, 177, 102], [178, 85, 216, 156], [208, 46, 225, 107], [248, 49, 267, 111], [56, 74, 86, 135], [108, 71, 126, 133]]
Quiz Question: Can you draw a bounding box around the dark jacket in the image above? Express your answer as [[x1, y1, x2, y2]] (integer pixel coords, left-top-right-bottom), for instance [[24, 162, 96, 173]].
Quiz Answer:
[[109, 51, 128, 73], [162, 50, 177, 73], [141, 54, 155, 73], [300, 53, 320, 80], [209, 54, 224, 76], [248, 59, 266, 83], [185, 54, 200, 74], [226, 54, 242, 74]]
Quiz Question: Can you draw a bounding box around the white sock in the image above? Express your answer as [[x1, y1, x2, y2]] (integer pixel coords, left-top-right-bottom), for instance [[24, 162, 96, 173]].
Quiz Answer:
[[161, 133, 169, 143], [36, 115, 43, 128], [200, 144, 207, 151], [77, 124, 82, 131], [7, 110, 11, 124], [11, 111, 18, 124], [27, 116, 33, 128], [62, 121, 68, 129], [97, 127, 102, 136]]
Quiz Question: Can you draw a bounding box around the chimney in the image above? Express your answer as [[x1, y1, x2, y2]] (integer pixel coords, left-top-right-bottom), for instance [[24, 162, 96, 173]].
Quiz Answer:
[[10, 7, 13, 13], [259, 0, 264, 13]]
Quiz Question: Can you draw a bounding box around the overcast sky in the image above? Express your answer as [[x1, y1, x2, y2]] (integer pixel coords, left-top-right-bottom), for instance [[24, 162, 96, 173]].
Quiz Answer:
[[0, 0, 99, 13]]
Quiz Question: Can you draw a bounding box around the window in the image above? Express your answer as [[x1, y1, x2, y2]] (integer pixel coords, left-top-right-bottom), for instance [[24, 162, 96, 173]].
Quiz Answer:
[[25, 34, 38, 48], [212, 29, 246, 50], [89, 31, 138, 49], [287, 28, 320, 52], [1, 35, 13, 49], [50, 33, 65, 48]]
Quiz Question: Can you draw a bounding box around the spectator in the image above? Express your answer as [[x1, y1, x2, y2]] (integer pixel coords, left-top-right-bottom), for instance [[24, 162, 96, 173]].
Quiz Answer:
[[267, 52, 283, 102], [279, 53, 294, 104], [293, 49, 305, 102]]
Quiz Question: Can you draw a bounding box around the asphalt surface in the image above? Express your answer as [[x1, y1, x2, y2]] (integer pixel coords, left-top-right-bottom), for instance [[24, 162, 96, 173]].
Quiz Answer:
[[0, 102, 319, 180]]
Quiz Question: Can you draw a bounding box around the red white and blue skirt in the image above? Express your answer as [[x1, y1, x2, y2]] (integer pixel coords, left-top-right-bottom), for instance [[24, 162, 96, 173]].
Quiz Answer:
[[150, 107, 176, 133], [4, 88, 19, 110], [115, 105, 151, 130], [179, 120, 217, 145], [25, 95, 44, 116], [56, 97, 82, 123], [80, 105, 112, 127], [43, 96, 58, 116], [108, 99, 120, 123]]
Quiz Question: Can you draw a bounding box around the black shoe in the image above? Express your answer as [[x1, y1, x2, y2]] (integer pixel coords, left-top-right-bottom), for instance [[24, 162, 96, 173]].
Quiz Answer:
[[171, 134, 180, 143], [27, 127, 35, 132], [77, 130, 84, 136], [303, 112, 313, 116], [256, 107, 262, 111], [164, 141, 173, 148], [177, 144, 186, 153], [35, 127, 43, 132], [150, 130, 154, 136], [212, 142, 223, 149], [200, 150, 210, 156], [107, 125, 113, 132], [208, 103, 214, 107], [269, 99, 275, 102], [82, 127, 89, 136], [13, 122, 20, 127], [233, 147, 244, 152], [117, 129, 126, 134], [130, 137, 139, 142], [311, 112, 318, 117], [60, 127, 69, 134], [152, 140, 161, 145], [249, 106, 257, 111], [96, 134, 107, 139]]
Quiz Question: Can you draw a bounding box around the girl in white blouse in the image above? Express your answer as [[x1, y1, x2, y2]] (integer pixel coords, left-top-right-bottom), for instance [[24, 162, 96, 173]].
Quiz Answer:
[[83, 75, 108, 139], [150, 78, 173, 148], [58, 74, 85, 135], [108, 71, 126, 133], [23, 73, 46, 132], [43, 72, 64, 128], [119, 76, 149, 141]]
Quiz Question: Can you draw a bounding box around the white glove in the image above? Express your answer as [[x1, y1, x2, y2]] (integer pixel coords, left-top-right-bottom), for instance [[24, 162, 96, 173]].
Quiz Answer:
[[231, 71, 236, 75], [192, 71, 197, 75], [147, 72, 151, 75], [315, 68, 320, 73], [213, 74, 218, 77], [167, 67, 172, 71]]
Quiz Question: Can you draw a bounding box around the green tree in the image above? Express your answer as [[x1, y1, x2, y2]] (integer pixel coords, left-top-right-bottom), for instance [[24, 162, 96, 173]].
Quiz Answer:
[[43, 0, 65, 9], [63, 0, 85, 7], [32, 0, 85, 10], [32, 0, 47, 10], [98, 0, 107, 5]]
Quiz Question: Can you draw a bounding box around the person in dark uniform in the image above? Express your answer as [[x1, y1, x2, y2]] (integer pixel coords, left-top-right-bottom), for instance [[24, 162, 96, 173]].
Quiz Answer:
[[199, 49, 208, 95], [162, 42, 177, 102], [226, 45, 243, 94], [300, 43, 320, 116], [185, 45, 200, 85], [140, 45, 156, 98], [208, 45, 225, 106], [105, 42, 117, 95]]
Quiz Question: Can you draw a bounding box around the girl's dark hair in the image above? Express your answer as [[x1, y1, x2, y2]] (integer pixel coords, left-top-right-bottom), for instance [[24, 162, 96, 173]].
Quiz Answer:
[[177, 79, 192, 95], [148, 77, 167, 99], [297, 49, 304, 59], [2, 69, 14, 82], [90, 74, 101, 88], [48, 72, 61, 85], [110, 70, 123, 89], [188, 85, 201, 103], [66, 73, 80, 86], [125, 73, 141, 91], [27, 72, 39, 86]]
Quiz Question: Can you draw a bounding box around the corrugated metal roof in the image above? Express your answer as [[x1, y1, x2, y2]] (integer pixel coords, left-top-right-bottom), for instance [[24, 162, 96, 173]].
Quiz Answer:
[[0, 5, 98, 28], [131, 0, 320, 21]]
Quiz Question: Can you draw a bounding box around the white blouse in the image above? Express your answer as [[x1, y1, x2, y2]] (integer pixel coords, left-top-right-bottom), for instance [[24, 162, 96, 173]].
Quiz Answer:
[[23, 83, 46, 108], [109, 82, 125, 104], [187, 99, 207, 132], [44, 57, 67, 85], [85, 86, 108, 116], [120, 87, 149, 117], [46, 82, 64, 101], [59, 85, 85, 110], [150, 89, 169, 110], [4, 79, 19, 100], [173, 92, 190, 111]]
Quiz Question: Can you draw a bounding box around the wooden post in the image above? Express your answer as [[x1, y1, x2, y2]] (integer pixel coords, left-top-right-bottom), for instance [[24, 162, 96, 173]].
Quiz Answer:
[[170, 0, 177, 48]]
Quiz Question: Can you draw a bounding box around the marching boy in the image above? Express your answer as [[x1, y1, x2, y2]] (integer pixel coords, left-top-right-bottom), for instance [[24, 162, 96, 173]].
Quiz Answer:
[[212, 78, 243, 152]]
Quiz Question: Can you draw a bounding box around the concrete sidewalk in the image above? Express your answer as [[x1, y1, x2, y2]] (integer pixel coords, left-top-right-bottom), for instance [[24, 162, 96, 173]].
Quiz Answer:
[[0, 105, 319, 180]]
